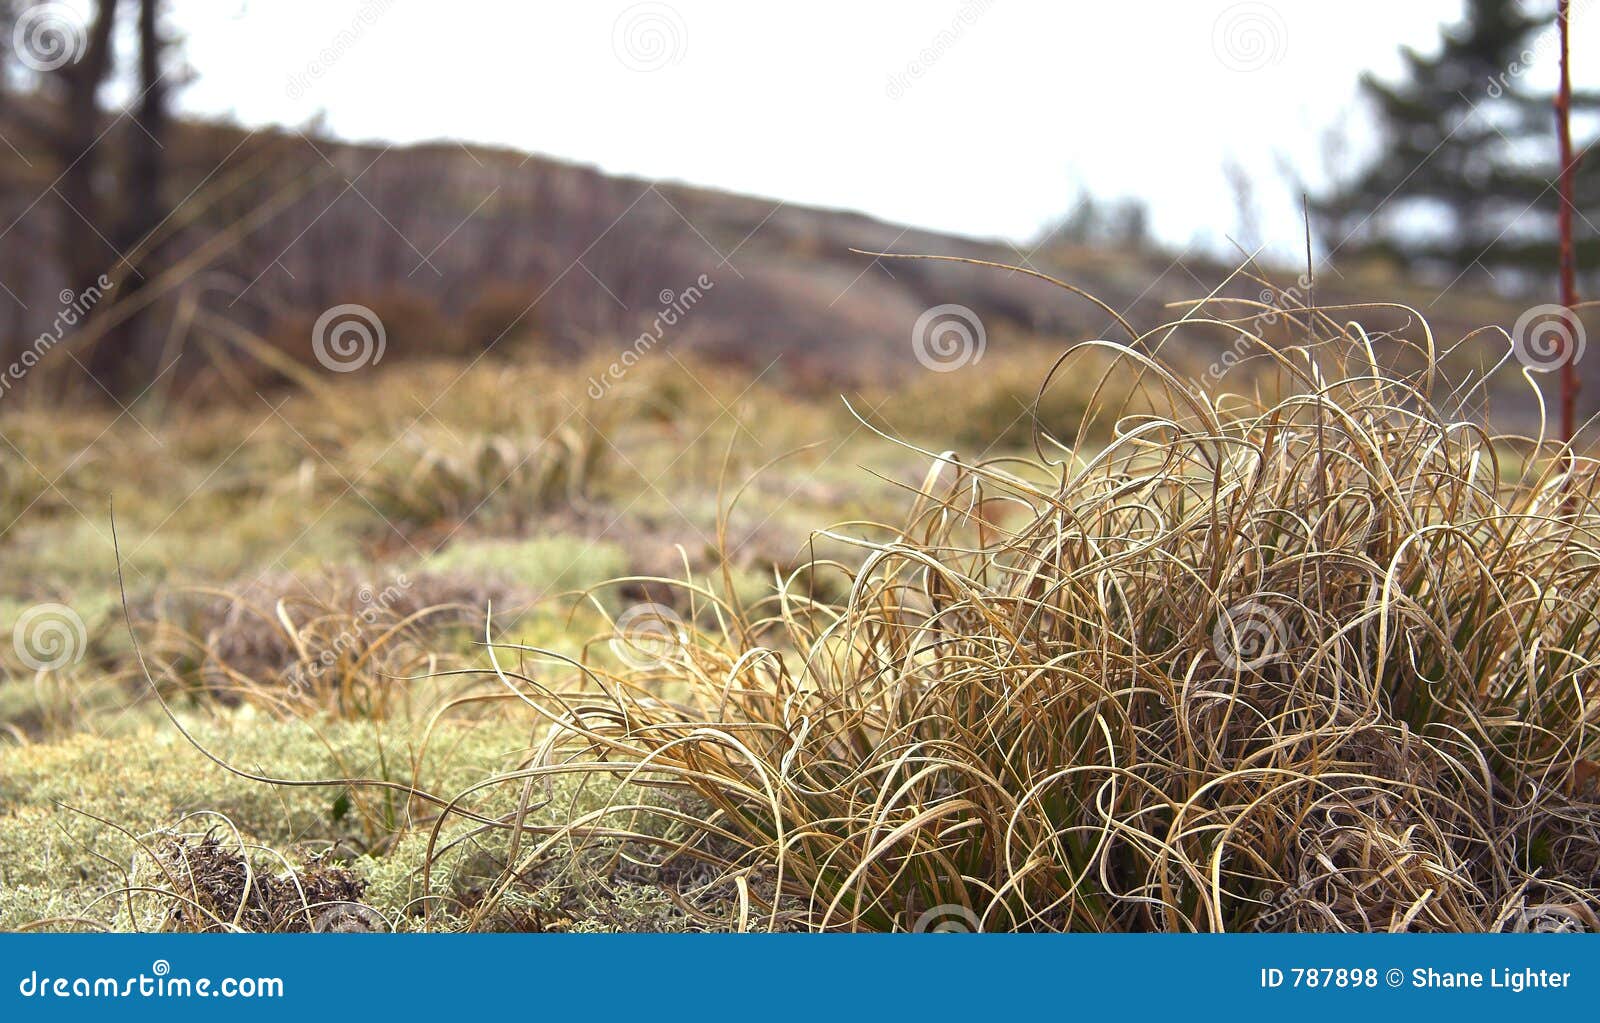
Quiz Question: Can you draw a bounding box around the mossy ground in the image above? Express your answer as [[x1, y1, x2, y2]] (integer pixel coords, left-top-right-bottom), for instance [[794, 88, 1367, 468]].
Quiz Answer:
[[1, 349, 1083, 930]]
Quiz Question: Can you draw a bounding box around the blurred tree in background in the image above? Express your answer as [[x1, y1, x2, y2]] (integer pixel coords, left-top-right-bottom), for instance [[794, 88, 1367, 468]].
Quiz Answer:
[[1314, 0, 1597, 285], [2, 0, 177, 392]]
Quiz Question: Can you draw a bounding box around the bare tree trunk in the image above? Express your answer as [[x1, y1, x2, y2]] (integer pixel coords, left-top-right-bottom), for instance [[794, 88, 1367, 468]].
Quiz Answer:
[[95, 0, 170, 392], [0, 0, 16, 115], [52, 0, 119, 396]]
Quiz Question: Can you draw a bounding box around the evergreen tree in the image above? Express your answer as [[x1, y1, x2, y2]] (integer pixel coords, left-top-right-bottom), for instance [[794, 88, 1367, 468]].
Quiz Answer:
[[1315, 0, 1598, 284]]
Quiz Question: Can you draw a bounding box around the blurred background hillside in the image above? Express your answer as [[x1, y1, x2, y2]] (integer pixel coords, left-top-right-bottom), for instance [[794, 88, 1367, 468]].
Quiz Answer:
[[0, 0, 1592, 411]]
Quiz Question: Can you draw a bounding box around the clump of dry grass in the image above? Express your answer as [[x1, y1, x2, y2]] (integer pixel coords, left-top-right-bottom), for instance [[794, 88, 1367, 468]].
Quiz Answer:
[[453, 288, 1600, 932], [154, 830, 376, 933], [144, 569, 521, 720], [355, 423, 608, 533]]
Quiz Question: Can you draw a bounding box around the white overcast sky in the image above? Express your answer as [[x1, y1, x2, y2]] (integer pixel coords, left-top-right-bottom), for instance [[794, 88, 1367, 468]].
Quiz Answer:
[[107, 1, 1600, 258]]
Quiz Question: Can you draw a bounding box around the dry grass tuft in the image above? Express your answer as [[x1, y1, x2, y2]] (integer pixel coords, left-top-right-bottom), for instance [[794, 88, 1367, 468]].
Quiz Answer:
[[155, 830, 377, 932], [447, 288, 1600, 932], [144, 569, 523, 720]]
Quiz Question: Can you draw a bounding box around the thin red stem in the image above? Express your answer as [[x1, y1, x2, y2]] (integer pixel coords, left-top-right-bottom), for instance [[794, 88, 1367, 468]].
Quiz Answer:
[[1556, 0, 1579, 451]]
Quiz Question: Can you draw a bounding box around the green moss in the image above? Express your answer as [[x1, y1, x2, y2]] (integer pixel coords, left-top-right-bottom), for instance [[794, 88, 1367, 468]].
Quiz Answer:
[[0, 355, 906, 932], [421, 536, 628, 601], [0, 715, 526, 927], [0, 711, 726, 932]]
